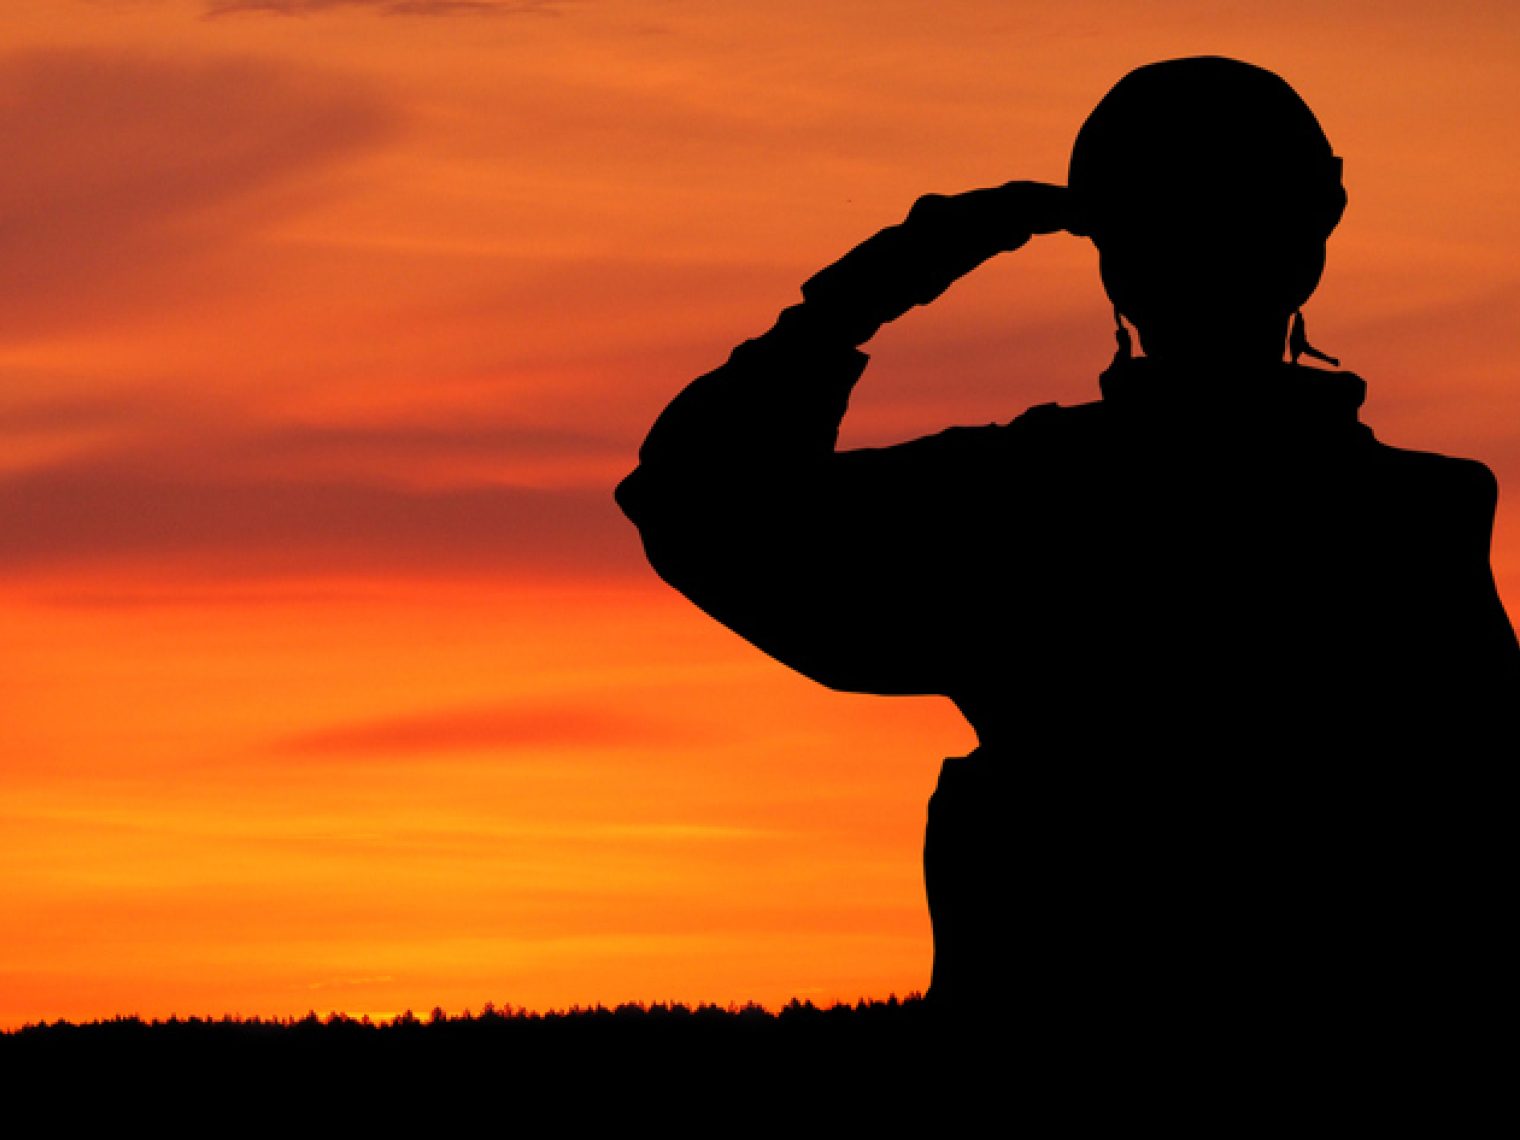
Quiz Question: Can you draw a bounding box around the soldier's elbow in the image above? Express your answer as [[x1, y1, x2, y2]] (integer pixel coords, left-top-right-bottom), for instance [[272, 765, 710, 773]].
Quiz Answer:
[[614, 465, 649, 525]]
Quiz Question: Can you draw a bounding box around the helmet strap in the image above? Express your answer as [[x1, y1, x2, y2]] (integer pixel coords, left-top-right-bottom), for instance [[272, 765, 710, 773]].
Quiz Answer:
[[1288, 309, 1340, 367], [1110, 305, 1134, 369]]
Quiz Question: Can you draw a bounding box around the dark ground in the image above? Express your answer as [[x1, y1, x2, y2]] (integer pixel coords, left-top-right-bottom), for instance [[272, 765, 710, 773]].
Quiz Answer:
[[5, 995, 1494, 1129]]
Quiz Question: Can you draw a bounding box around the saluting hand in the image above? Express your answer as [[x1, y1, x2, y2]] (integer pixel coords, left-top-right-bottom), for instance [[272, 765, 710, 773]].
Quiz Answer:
[[800, 181, 1073, 346]]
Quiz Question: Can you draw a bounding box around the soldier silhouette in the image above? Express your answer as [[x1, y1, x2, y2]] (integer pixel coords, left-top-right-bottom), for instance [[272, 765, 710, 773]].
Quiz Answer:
[[617, 57, 1517, 1069]]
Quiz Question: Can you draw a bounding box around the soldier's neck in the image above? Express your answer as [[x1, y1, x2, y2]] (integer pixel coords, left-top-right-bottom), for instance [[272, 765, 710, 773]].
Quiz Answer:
[[1136, 317, 1292, 376]]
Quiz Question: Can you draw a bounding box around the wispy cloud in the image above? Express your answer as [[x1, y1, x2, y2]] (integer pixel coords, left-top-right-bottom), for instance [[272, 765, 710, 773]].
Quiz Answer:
[[249, 419, 625, 474], [281, 699, 705, 755], [306, 974, 394, 990], [205, 0, 568, 16], [0, 49, 397, 337]]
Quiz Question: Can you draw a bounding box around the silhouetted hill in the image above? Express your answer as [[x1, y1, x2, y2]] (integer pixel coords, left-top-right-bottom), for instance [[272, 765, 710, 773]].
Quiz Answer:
[[4, 994, 928, 1063], [3, 997, 961, 1126], [5, 994, 1494, 1129]]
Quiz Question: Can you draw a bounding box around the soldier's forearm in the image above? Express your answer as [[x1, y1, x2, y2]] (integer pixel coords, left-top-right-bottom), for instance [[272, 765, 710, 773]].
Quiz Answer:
[[629, 303, 868, 478]]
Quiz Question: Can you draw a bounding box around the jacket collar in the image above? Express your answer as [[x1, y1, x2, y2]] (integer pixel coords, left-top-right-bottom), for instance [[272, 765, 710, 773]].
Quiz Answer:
[[1098, 356, 1368, 432]]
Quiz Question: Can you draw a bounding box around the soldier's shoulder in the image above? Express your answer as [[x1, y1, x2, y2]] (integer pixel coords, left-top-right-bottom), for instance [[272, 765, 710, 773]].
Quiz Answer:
[[1366, 438, 1499, 506], [899, 399, 1102, 448], [1008, 399, 1106, 427], [1369, 438, 1494, 481], [997, 399, 1109, 453]]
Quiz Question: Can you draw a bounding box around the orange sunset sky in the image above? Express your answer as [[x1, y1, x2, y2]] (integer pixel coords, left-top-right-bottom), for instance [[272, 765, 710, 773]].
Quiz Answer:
[[3, 1, 1518, 1027]]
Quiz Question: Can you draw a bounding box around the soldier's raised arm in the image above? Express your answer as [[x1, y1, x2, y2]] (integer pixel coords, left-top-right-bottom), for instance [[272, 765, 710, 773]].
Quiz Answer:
[[615, 183, 1070, 694]]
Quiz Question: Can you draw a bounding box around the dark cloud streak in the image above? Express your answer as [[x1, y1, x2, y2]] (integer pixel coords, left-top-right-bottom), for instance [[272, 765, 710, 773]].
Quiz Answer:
[[253, 420, 625, 464], [0, 455, 641, 580], [205, 0, 568, 16], [282, 699, 705, 755]]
